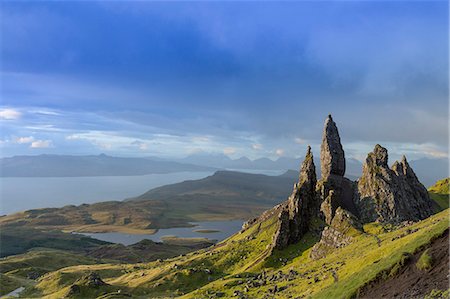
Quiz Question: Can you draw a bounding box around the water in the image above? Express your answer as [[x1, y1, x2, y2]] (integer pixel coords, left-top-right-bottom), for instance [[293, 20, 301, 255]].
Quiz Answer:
[[80, 220, 244, 245], [0, 171, 213, 215], [1, 287, 24, 298]]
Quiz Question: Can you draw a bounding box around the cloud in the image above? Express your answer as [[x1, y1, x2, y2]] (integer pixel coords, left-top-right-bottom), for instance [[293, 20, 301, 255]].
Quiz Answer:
[[252, 143, 263, 150], [30, 109, 61, 116], [131, 140, 149, 151], [15, 136, 34, 144], [223, 147, 236, 156], [275, 148, 284, 156], [0, 108, 21, 120], [30, 139, 52, 148], [294, 137, 307, 144]]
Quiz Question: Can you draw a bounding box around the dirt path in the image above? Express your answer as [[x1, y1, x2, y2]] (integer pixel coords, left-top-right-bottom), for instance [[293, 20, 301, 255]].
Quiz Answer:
[[358, 229, 449, 298]]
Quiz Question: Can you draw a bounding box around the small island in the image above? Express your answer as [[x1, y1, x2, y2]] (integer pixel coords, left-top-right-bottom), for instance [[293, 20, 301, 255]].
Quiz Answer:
[[193, 229, 221, 234]]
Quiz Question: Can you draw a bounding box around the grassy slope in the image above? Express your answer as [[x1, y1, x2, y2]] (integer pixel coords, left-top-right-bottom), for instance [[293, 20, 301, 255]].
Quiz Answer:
[[0, 249, 104, 296], [428, 178, 449, 211], [17, 209, 449, 299], [0, 227, 110, 257]]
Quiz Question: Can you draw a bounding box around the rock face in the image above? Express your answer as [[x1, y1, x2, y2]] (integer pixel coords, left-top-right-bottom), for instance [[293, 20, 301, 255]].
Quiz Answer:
[[320, 115, 345, 179], [356, 145, 434, 223], [310, 207, 361, 259], [273, 146, 317, 249]]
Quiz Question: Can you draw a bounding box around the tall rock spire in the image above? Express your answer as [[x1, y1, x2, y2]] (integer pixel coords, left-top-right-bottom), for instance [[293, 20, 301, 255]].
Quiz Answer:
[[320, 114, 346, 179], [273, 146, 317, 249]]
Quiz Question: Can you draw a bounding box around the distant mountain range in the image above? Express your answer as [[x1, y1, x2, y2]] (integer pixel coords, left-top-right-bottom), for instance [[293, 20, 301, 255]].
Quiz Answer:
[[0, 154, 215, 177], [0, 154, 446, 186], [178, 153, 363, 176]]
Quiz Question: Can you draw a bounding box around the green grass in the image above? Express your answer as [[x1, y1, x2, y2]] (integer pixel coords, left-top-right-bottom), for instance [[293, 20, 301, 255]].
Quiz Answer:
[[0, 227, 110, 257], [428, 178, 449, 211], [12, 209, 449, 299], [0, 248, 109, 296], [429, 178, 450, 194], [416, 249, 433, 271], [430, 193, 449, 210], [424, 289, 449, 299], [0, 273, 24, 296]]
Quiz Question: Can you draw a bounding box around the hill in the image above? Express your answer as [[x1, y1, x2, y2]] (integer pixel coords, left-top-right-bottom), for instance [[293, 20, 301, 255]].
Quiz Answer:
[[11, 208, 448, 298], [129, 170, 299, 202], [0, 171, 299, 234], [428, 177, 450, 210], [0, 154, 215, 177]]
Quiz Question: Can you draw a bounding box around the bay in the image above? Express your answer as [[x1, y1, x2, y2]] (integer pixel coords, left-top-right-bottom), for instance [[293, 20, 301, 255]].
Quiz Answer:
[[0, 171, 213, 215], [80, 220, 244, 245]]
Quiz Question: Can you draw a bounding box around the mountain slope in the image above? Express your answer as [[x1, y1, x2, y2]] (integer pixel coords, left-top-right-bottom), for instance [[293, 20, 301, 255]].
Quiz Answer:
[[129, 170, 298, 203], [16, 209, 448, 298], [428, 177, 450, 211]]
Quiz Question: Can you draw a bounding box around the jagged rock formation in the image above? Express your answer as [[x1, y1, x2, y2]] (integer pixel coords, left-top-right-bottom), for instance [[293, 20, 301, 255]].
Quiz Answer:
[[356, 145, 434, 223], [273, 146, 318, 249], [320, 114, 345, 179], [267, 115, 434, 254]]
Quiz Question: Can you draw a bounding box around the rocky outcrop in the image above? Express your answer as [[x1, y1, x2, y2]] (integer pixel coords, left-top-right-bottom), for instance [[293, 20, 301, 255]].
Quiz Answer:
[[310, 207, 362, 259], [355, 145, 434, 223], [320, 114, 345, 179], [263, 115, 434, 254], [273, 146, 317, 249], [317, 115, 358, 224]]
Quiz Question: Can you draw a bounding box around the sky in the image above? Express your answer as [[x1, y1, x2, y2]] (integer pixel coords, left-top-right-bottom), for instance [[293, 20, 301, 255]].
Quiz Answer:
[[0, 1, 448, 162]]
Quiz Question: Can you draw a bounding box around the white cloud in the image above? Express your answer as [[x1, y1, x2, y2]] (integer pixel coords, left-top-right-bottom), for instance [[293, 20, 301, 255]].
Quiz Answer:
[[275, 148, 284, 156], [30, 109, 61, 116], [0, 108, 22, 120], [252, 143, 263, 150], [30, 140, 52, 148], [131, 140, 149, 151], [223, 147, 236, 156], [415, 143, 448, 158], [294, 137, 307, 144], [15, 136, 35, 144]]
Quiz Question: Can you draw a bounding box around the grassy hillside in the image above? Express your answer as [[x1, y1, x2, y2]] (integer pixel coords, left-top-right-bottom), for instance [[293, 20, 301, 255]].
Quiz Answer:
[[0, 249, 103, 296], [0, 227, 110, 257], [14, 208, 448, 298], [130, 170, 298, 202], [428, 178, 449, 210], [0, 236, 213, 296]]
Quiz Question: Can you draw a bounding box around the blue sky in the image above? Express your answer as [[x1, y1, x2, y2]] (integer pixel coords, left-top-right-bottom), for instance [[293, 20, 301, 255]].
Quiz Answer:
[[0, 1, 448, 161]]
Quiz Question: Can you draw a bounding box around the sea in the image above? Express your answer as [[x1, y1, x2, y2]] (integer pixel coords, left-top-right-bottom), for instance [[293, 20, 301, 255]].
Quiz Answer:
[[0, 171, 213, 215]]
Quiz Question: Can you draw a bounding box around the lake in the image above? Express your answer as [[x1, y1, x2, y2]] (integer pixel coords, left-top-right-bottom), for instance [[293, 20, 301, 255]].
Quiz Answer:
[[80, 220, 244, 245], [0, 171, 213, 215]]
